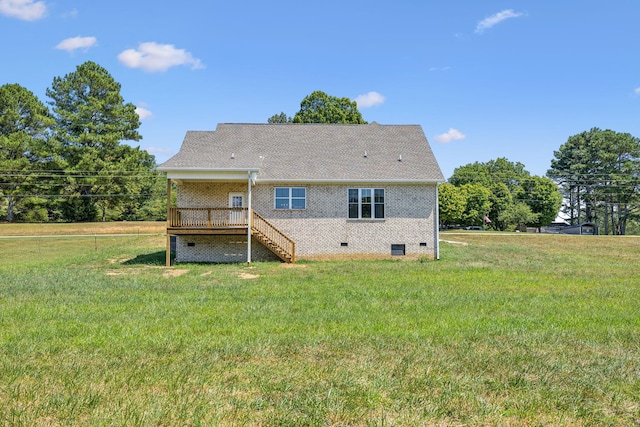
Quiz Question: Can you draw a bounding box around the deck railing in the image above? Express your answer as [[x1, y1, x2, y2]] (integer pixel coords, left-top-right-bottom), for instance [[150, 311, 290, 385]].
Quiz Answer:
[[167, 207, 295, 262], [168, 207, 248, 228]]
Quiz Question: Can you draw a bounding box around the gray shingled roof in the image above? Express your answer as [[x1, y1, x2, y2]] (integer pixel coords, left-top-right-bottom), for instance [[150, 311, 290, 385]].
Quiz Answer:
[[158, 123, 444, 182]]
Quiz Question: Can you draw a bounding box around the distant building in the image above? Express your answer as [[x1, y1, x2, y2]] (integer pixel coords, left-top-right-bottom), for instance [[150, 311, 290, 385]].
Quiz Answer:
[[541, 221, 598, 235]]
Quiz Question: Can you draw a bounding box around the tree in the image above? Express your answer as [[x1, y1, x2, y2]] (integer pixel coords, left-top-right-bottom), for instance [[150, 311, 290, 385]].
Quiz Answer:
[[460, 183, 492, 226], [449, 157, 529, 192], [292, 91, 367, 124], [499, 202, 539, 231], [438, 183, 466, 226], [0, 83, 55, 221], [267, 112, 292, 124], [46, 61, 150, 221], [448, 158, 560, 230], [548, 128, 640, 234], [90, 144, 157, 221], [137, 172, 174, 221], [516, 176, 562, 227], [487, 183, 512, 231]]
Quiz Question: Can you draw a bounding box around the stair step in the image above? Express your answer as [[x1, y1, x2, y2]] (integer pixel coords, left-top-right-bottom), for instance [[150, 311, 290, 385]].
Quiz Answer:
[[251, 217, 294, 263]]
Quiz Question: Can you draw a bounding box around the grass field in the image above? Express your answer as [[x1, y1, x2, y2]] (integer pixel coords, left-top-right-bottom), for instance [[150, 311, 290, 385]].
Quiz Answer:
[[0, 223, 639, 426]]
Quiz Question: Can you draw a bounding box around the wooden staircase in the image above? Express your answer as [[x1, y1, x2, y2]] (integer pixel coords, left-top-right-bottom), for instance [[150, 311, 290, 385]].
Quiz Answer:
[[251, 211, 295, 263]]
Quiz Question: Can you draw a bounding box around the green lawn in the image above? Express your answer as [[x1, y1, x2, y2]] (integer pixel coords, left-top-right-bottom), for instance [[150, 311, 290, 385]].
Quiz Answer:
[[0, 225, 639, 426]]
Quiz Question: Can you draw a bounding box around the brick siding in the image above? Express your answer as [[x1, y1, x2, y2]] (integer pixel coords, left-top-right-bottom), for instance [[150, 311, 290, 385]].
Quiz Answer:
[[175, 235, 280, 263], [175, 182, 438, 262]]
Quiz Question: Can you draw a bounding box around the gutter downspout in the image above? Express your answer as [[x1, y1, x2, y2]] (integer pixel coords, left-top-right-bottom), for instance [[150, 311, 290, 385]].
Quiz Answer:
[[166, 179, 172, 267], [435, 183, 440, 260]]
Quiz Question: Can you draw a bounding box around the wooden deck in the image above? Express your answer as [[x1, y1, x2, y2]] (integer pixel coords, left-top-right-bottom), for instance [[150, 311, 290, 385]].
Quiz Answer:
[[167, 207, 248, 235], [166, 207, 295, 263]]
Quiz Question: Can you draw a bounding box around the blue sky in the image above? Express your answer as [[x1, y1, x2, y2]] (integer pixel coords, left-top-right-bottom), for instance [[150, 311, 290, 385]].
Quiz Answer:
[[2, 0, 639, 179]]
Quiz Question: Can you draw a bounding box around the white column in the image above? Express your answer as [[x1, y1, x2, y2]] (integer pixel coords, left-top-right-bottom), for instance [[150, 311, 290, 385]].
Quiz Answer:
[[247, 172, 254, 264]]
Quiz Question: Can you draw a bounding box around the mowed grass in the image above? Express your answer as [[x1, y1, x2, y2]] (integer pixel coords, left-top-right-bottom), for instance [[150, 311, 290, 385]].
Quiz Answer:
[[0, 224, 639, 426]]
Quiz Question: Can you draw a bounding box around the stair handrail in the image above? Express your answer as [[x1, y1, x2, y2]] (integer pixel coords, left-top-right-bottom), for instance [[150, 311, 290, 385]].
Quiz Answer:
[[251, 210, 295, 263]]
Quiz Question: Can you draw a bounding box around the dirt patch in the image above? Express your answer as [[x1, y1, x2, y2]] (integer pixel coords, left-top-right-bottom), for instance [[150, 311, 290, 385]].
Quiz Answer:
[[106, 266, 180, 277], [163, 269, 189, 278], [279, 264, 307, 269], [109, 257, 132, 264], [238, 272, 260, 279], [440, 239, 469, 246]]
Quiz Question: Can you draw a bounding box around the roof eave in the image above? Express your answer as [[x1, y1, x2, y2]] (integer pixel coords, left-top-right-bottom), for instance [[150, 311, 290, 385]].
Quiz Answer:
[[256, 178, 445, 184], [157, 167, 260, 181]]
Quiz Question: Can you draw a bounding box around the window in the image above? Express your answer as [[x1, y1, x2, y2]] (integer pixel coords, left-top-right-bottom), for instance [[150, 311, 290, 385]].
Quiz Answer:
[[348, 188, 385, 219], [275, 187, 306, 209], [391, 244, 405, 256]]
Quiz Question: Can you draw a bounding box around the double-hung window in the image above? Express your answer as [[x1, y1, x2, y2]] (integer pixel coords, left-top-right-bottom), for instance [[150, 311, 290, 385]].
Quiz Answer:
[[348, 188, 385, 219], [275, 187, 306, 209]]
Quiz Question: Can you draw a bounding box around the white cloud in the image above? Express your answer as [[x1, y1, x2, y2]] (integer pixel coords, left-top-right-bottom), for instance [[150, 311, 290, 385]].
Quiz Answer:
[[434, 128, 466, 143], [135, 106, 152, 120], [55, 36, 97, 52], [635, 87, 640, 95], [118, 42, 205, 72], [0, 0, 47, 21], [61, 8, 78, 19], [355, 91, 385, 108], [475, 9, 524, 34]]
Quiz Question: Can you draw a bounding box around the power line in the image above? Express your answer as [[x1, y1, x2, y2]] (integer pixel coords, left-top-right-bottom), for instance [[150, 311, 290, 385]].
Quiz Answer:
[[0, 194, 155, 199]]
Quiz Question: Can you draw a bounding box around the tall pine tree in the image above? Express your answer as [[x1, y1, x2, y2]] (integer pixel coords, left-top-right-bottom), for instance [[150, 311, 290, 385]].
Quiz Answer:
[[0, 83, 56, 221], [46, 61, 152, 221]]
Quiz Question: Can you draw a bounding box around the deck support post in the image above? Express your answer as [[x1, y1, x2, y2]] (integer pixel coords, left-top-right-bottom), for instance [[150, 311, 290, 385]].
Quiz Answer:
[[247, 172, 256, 264]]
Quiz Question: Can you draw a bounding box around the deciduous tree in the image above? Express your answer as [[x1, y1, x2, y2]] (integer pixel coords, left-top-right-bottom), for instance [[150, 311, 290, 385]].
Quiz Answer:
[[438, 183, 466, 226], [267, 112, 292, 124], [499, 202, 539, 231], [447, 158, 560, 230], [516, 176, 562, 227], [460, 183, 492, 227], [292, 91, 367, 124], [487, 183, 512, 231]]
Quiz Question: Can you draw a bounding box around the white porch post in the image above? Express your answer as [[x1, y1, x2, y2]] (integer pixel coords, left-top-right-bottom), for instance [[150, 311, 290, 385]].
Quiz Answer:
[[247, 171, 255, 264]]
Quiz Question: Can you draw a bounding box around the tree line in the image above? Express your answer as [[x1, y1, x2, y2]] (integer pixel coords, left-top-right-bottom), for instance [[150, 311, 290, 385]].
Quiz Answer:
[[439, 158, 563, 231], [2, 62, 638, 233], [1, 61, 165, 222], [548, 128, 640, 235], [440, 129, 640, 235], [1, 82, 371, 223]]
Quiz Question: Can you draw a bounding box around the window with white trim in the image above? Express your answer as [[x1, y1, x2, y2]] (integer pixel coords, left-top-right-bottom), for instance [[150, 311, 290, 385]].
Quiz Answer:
[[348, 188, 385, 219], [275, 187, 306, 209]]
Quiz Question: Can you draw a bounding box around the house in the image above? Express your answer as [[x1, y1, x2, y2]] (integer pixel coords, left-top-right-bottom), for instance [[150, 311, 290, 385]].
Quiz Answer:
[[157, 123, 444, 265]]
